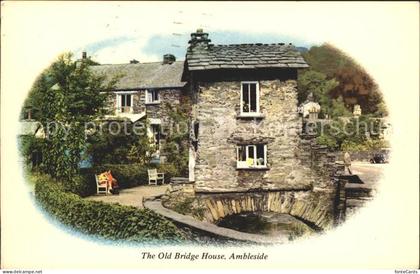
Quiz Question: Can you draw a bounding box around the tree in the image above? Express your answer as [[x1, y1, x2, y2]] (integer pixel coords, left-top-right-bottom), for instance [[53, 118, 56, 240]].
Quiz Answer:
[[302, 44, 385, 115], [23, 53, 116, 181], [126, 120, 156, 165], [298, 70, 339, 118], [316, 115, 386, 151], [330, 96, 352, 118], [87, 120, 155, 166]]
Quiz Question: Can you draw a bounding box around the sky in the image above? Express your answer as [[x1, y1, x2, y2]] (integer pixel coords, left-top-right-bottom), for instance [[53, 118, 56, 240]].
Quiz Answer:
[[79, 31, 315, 64], [69, 3, 324, 64]]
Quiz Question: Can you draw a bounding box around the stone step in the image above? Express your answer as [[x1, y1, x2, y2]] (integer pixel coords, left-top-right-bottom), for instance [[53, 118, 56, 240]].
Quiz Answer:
[[170, 177, 191, 184], [346, 188, 372, 198], [346, 198, 372, 208]]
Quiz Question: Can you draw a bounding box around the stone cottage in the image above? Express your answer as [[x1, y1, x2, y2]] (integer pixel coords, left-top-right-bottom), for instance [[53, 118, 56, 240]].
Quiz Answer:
[[90, 54, 186, 161], [183, 29, 334, 193]]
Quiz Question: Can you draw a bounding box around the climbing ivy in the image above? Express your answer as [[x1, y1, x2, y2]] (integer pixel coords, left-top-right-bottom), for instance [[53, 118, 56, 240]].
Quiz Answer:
[[162, 98, 191, 176]]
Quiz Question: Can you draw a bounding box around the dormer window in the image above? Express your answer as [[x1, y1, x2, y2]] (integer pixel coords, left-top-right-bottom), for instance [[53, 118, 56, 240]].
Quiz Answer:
[[116, 93, 133, 113], [146, 89, 160, 104], [241, 82, 259, 115]]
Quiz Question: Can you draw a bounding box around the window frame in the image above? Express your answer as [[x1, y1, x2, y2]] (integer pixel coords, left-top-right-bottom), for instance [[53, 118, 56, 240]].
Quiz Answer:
[[115, 92, 134, 113], [240, 81, 260, 115], [236, 144, 267, 169], [145, 89, 160, 104]]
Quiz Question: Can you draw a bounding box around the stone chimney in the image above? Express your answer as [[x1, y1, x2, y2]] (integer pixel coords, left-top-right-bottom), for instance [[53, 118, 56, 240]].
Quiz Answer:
[[163, 54, 176, 64], [188, 28, 211, 49]]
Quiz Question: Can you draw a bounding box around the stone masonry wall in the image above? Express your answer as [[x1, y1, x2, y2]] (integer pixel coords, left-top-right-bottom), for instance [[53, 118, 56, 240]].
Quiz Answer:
[[196, 189, 337, 230], [107, 89, 183, 125], [145, 89, 182, 127], [105, 92, 145, 114], [193, 80, 332, 193]]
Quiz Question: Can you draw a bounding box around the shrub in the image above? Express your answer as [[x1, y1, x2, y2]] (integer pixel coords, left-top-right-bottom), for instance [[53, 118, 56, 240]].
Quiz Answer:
[[341, 139, 389, 152], [157, 163, 181, 182], [18, 135, 45, 169], [170, 197, 206, 220], [315, 115, 387, 151], [87, 121, 154, 166], [34, 175, 184, 243], [65, 171, 97, 198]]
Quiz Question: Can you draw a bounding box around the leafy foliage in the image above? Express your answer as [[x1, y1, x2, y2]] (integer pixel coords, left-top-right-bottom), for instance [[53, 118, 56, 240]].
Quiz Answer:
[[23, 53, 118, 182], [298, 69, 339, 118], [315, 115, 387, 150], [87, 120, 154, 166], [330, 96, 352, 118], [18, 135, 45, 168], [161, 98, 191, 177], [171, 197, 206, 220], [34, 174, 184, 242], [302, 44, 387, 115]]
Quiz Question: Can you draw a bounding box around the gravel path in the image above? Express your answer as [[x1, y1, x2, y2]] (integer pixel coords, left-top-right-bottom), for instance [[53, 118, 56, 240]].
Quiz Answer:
[[84, 185, 169, 208]]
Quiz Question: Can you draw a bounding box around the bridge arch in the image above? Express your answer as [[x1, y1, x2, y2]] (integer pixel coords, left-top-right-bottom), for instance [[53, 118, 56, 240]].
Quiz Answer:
[[197, 189, 336, 230]]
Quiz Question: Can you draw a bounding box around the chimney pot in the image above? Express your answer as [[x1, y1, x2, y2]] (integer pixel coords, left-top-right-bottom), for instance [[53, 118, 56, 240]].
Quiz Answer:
[[163, 54, 176, 64], [188, 29, 211, 49]]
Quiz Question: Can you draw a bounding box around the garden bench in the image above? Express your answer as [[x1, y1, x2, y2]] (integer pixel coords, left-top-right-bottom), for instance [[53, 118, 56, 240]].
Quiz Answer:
[[95, 174, 108, 195], [148, 169, 165, 185]]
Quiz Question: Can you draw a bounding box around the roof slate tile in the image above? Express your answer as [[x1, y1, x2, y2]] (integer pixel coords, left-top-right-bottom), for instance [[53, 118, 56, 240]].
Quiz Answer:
[[186, 43, 308, 71], [90, 61, 186, 90]]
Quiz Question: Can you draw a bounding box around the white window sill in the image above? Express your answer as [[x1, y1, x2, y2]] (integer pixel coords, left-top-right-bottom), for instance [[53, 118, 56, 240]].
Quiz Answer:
[[145, 101, 161, 105], [115, 111, 134, 114], [236, 113, 265, 119], [236, 166, 269, 171]]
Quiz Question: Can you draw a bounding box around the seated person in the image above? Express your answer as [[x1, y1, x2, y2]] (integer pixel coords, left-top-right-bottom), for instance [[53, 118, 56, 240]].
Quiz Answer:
[[98, 172, 109, 186], [98, 171, 119, 194], [106, 170, 119, 194]]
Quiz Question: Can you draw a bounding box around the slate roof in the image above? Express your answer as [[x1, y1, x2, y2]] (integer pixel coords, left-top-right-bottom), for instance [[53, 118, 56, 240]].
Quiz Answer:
[[186, 43, 309, 71], [90, 61, 186, 90]]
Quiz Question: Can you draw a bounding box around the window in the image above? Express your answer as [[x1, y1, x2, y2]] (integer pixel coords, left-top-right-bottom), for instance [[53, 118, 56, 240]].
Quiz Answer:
[[146, 89, 159, 104], [241, 82, 259, 114], [236, 144, 267, 168], [116, 93, 133, 113]]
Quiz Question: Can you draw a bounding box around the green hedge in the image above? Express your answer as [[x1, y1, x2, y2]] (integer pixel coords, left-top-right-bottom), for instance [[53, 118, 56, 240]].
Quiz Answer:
[[34, 175, 184, 243], [91, 163, 180, 187]]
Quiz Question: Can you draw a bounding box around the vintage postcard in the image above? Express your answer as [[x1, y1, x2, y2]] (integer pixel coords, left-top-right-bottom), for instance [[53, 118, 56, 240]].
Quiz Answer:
[[1, 1, 419, 271]]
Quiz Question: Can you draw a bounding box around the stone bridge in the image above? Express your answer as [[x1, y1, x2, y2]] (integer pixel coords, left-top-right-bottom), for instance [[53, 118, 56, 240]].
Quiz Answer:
[[196, 188, 337, 230]]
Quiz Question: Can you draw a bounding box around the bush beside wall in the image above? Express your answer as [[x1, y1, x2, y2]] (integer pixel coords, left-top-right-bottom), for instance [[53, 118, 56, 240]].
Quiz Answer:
[[34, 175, 184, 243]]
